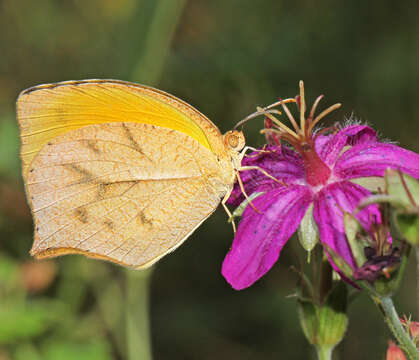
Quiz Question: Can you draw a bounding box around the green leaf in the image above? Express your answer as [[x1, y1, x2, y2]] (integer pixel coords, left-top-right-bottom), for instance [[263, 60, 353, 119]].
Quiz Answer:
[[0, 254, 20, 293], [14, 343, 43, 360], [350, 177, 386, 192], [42, 340, 112, 360], [0, 301, 64, 344], [385, 169, 419, 211], [0, 116, 20, 178], [397, 213, 419, 245]]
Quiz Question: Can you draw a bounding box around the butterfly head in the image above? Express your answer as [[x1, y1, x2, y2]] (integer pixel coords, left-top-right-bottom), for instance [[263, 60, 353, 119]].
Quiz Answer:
[[223, 130, 245, 153]]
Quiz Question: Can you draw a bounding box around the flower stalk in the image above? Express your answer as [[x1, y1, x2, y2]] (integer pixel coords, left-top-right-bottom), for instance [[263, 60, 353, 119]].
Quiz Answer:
[[315, 345, 333, 360], [373, 295, 419, 360]]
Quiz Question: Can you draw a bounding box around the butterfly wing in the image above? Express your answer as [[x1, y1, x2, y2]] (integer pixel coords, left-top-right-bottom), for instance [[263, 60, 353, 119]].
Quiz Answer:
[[24, 122, 230, 268], [17, 79, 227, 177], [16, 80, 235, 267]]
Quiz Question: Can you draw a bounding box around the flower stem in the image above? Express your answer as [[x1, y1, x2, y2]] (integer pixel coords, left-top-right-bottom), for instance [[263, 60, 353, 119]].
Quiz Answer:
[[375, 295, 419, 360], [125, 269, 153, 360], [416, 246, 419, 313], [131, 0, 187, 84], [315, 345, 333, 360], [319, 259, 333, 304]]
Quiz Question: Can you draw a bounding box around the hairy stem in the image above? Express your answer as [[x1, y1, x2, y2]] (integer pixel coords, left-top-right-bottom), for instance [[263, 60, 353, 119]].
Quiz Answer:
[[416, 247, 419, 314], [375, 296, 419, 360]]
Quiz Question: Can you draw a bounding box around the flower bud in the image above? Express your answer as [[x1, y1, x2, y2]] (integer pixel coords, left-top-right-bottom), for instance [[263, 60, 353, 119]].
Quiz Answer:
[[297, 281, 348, 350], [297, 204, 319, 261], [386, 341, 407, 360]]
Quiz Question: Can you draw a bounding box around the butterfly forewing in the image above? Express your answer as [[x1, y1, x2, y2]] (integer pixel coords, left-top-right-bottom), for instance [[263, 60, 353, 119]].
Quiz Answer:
[[17, 80, 226, 177]]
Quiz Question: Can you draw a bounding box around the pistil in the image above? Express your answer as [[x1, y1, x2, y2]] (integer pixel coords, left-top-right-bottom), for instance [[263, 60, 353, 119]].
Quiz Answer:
[[258, 81, 342, 186], [300, 145, 332, 186]]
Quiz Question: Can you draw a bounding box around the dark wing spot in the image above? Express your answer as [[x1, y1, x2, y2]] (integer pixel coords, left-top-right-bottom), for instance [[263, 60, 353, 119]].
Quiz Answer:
[[104, 219, 114, 230], [67, 164, 94, 183], [75, 207, 89, 223], [97, 182, 112, 200], [138, 211, 153, 226], [85, 140, 101, 154], [121, 123, 144, 153]]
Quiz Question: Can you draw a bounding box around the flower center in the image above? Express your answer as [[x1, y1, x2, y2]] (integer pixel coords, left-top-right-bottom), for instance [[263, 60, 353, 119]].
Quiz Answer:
[[258, 81, 341, 186], [300, 143, 331, 186]]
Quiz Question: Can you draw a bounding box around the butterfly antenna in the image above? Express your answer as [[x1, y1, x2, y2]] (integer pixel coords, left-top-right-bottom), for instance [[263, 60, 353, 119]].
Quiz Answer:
[[233, 98, 296, 130]]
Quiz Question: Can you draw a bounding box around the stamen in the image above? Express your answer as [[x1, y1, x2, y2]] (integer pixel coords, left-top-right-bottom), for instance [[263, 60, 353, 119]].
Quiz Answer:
[[308, 95, 324, 122], [264, 98, 296, 110], [260, 128, 296, 145], [258, 107, 299, 139], [312, 124, 339, 142], [299, 80, 306, 135], [308, 103, 342, 135], [280, 102, 300, 133]]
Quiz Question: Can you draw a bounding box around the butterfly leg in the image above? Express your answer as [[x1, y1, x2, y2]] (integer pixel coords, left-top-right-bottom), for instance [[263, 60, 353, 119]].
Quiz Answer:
[[238, 146, 263, 161], [221, 188, 237, 233], [235, 170, 262, 214], [238, 165, 286, 186]]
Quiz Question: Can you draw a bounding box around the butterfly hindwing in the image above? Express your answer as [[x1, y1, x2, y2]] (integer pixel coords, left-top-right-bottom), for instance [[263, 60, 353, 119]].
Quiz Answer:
[[27, 122, 229, 267]]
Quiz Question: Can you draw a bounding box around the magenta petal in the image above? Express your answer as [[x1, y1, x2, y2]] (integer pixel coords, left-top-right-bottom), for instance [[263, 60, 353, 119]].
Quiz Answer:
[[313, 181, 381, 272], [227, 146, 305, 206], [222, 185, 312, 290], [335, 142, 419, 179], [315, 125, 378, 166]]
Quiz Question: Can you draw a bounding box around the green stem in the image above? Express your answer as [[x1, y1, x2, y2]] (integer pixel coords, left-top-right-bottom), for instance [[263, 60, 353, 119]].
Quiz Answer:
[[125, 269, 153, 360], [123, 2, 187, 359], [130, 0, 187, 84], [315, 345, 333, 360], [319, 259, 333, 304], [416, 247, 419, 314], [375, 296, 419, 360]]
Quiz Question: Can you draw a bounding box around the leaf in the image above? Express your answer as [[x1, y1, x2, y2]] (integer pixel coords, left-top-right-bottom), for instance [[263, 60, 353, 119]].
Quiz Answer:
[[13, 343, 43, 360], [385, 169, 419, 211], [0, 254, 20, 294], [0, 301, 64, 344], [397, 213, 419, 245], [0, 116, 20, 177], [350, 177, 386, 192], [42, 340, 112, 360]]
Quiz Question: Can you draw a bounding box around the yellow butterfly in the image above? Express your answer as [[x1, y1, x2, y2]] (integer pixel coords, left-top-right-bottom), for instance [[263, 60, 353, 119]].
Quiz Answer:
[[16, 79, 248, 269]]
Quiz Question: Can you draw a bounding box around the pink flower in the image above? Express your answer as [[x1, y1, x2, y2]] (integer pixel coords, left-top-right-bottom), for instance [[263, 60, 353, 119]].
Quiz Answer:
[[222, 82, 419, 290]]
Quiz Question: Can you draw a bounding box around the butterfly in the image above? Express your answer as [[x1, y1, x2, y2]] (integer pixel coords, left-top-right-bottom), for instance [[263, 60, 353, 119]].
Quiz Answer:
[[16, 79, 249, 269]]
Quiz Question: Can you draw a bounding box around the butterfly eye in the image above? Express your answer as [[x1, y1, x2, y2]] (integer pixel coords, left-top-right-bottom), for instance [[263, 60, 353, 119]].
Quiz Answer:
[[229, 134, 239, 148], [224, 130, 245, 152]]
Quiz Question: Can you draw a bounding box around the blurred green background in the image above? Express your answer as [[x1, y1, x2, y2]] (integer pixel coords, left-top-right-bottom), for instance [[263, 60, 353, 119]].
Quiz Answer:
[[0, 1, 418, 359]]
